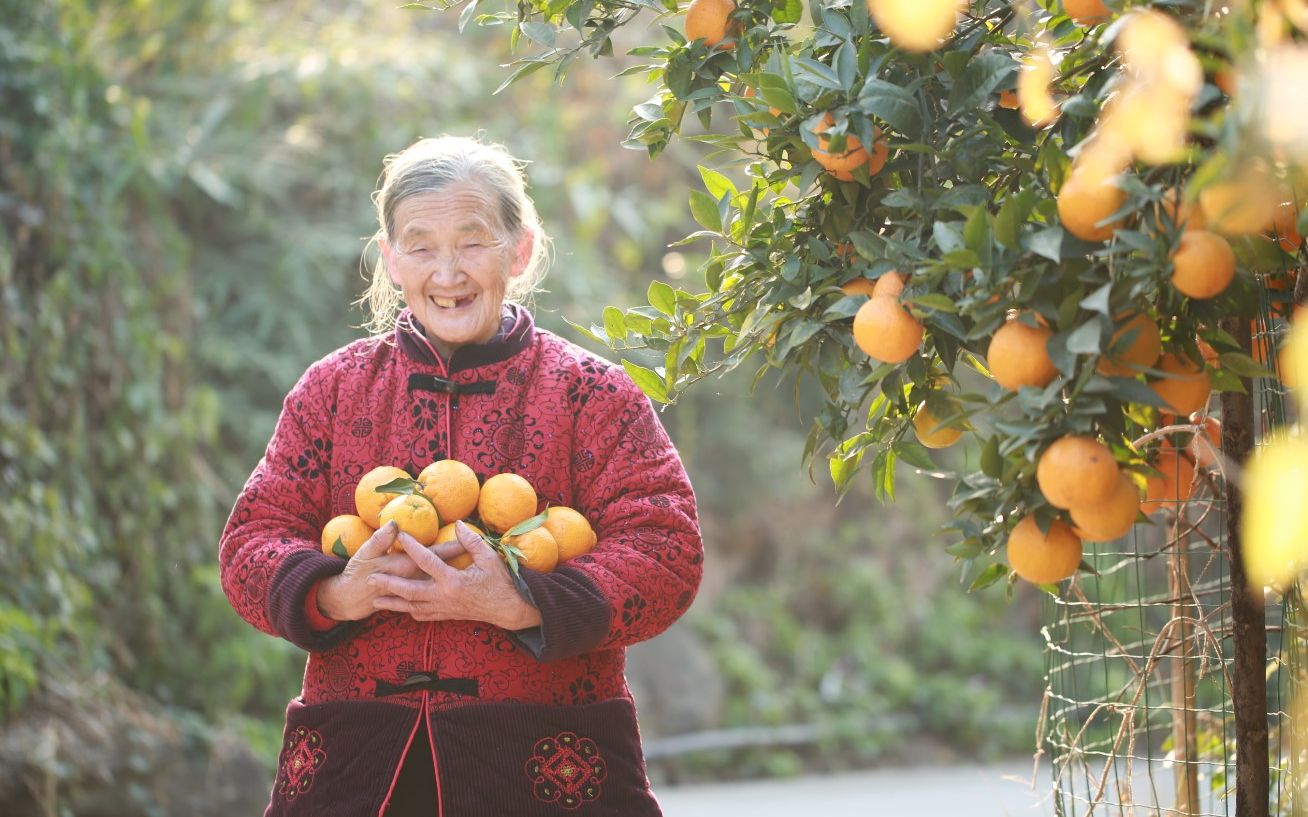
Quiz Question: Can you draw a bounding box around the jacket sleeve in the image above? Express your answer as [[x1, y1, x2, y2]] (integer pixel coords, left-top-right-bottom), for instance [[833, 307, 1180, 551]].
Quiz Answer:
[[515, 368, 703, 662], [218, 361, 364, 652]]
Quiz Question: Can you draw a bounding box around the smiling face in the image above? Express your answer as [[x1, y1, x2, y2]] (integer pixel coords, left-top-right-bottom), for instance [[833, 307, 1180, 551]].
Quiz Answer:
[[382, 184, 524, 359]]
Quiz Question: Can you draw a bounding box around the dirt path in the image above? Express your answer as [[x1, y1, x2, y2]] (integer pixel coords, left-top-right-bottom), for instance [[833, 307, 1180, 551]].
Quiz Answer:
[[655, 761, 1055, 817]]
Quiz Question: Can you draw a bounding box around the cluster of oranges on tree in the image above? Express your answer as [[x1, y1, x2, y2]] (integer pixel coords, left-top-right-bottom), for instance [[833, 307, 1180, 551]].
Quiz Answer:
[[667, 0, 1308, 587], [320, 460, 597, 575], [475, 0, 1308, 589]]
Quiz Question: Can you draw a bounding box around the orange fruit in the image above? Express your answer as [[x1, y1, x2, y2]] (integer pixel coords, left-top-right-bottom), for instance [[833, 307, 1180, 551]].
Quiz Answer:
[[1097, 313, 1162, 377], [1007, 516, 1084, 585], [1271, 199, 1303, 252], [1064, 0, 1111, 25], [417, 459, 481, 524], [502, 526, 559, 573], [1069, 473, 1142, 542], [1213, 67, 1236, 96], [997, 89, 1019, 109], [1158, 187, 1205, 231], [1188, 413, 1222, 470], [1058, 171, 1126, 242], [1017, 45, 1059, 128], [1144, 447, 1196, 510], [435, 521, 486, 570], [852, 296, 923, 363], [1197, 338, 1220, 368], [871, 271, 905, 298], [1037, 435, 1120, 510], [840, 278, 878, 297], [867, 0, 967, 53], [812, 113, 889, 181], [355, 465, 413, 528], [477, 472, 539, 533], [685, 0, 739, 48], [987, 317, 1058, 391], [379, 493, 441, 549], [1199, 178, 1279, 235], [1149, 352, 1211, 416], [321, 514, 375, 558], [543, 506, 598, 562], [1171, 230, 1236, 299], [913, 403, 963, 449]]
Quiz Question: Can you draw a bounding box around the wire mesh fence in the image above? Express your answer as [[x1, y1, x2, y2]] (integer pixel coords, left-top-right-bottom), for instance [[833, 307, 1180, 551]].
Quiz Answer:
[[1040, 282, 1306, 816]]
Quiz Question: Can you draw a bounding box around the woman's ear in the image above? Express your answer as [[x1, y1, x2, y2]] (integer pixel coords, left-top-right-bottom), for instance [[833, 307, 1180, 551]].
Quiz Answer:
[[379, 239, 399, 287], [509, 229, 533, 279]]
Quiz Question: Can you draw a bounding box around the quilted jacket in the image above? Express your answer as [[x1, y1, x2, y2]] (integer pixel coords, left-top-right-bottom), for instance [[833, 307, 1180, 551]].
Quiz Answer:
[[218, 304, 703, 816]]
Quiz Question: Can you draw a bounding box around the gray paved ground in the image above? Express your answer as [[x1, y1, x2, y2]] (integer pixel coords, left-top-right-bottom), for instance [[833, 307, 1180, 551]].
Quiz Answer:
[[655, 762, 1057, 817]]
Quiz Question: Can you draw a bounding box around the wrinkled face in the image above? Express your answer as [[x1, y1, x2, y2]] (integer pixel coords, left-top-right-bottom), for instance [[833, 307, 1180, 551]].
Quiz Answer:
[[382, 184, 524, 358]]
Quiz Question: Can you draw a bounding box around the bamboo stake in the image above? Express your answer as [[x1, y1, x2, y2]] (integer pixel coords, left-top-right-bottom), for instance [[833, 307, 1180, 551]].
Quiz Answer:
[[1169, 517, 1200, 816]]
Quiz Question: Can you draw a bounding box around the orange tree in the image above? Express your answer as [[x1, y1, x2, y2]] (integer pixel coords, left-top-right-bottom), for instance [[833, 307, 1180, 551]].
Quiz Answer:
[[430, 0, 1308, 589]]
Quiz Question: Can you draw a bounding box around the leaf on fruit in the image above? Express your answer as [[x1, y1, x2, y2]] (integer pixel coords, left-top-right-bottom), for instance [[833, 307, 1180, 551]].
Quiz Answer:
[[504, 509, 549, 538], [375, 477, 422, 495]]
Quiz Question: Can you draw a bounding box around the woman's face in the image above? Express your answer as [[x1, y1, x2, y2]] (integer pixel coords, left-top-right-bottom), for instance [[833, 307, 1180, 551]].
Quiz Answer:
[[382, 184, 523, 357]]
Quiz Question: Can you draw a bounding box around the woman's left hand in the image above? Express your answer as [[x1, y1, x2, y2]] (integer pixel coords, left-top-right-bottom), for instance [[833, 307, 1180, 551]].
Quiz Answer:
[[368, 521, 544, 630]]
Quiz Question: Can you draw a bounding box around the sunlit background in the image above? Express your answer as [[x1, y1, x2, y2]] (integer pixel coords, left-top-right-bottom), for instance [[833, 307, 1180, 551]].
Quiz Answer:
[[2, 1, 1046, 812]]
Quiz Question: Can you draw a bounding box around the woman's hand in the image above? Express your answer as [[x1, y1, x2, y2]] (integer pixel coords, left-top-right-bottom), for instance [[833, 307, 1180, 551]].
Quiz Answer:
[[316, 522, 424, 621], [369, 521, 544, 630]]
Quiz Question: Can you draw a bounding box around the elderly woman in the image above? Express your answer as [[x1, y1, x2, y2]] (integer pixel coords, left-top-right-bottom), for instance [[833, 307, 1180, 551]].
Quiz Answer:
[[219, 136, 703, 816]]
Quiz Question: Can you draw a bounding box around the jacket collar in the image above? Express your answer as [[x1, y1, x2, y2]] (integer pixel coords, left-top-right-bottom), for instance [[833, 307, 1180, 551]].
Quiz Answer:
[[394, 302, 535, 373]]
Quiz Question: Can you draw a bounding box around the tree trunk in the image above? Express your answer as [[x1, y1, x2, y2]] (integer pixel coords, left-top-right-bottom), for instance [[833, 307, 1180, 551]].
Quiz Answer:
[[1219, 316, 1268, 817]]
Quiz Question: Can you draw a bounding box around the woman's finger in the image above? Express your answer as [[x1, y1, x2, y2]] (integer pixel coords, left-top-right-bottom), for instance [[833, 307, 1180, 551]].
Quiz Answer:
[[372, 595, 414, 613], [455, 520, 501, 568], [354, 521, 399, 561], [368, 573, 432, 601], [398, 532, 459, 579]]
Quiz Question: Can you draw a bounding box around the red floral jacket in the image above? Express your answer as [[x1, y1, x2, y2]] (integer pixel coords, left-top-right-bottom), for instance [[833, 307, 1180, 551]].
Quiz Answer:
[[218, 305, 703, 816]]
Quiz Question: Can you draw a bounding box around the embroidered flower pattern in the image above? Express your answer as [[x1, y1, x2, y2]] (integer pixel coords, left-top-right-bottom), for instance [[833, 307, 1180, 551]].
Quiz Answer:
[[278, 726, 327, 802], [525, 731, 606, 809]]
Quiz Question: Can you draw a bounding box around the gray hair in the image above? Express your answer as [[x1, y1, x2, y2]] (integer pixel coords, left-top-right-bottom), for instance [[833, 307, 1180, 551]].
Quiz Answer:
[[358, 135, 551, 335]]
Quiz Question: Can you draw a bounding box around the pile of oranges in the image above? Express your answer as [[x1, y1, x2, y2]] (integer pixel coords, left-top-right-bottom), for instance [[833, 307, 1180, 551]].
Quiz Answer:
[[319, 460, 597, 575]]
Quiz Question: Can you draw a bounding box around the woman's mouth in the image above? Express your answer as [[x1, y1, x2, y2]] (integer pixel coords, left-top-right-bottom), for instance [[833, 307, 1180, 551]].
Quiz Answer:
[[430, 294, 476, 309]]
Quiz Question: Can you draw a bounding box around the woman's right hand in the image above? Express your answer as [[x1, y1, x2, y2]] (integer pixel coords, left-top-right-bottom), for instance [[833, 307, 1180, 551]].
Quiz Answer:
[[316, 522, 422, 621]]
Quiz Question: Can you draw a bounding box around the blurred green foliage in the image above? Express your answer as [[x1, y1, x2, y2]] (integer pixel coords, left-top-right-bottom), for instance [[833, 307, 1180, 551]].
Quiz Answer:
[[2, 0, 1045, 781]]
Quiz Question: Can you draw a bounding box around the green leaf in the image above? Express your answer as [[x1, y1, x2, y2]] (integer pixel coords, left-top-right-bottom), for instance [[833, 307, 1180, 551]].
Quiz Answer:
[[933, 220, 964, 254], [331, 538, 349, 559], [1023, 227, 1065, 262], [969, 562, 1009, 591], [994, 189, 1036, 249], [772, 0, 803, 24], [905, 293, 959, 313], [603, 306, 627, 341], [758, 73, 797, 114], [648, 280, 677, 315], [689, 189, 722, 231], [795, 57, 843, 90], [894, 439, 937, 470], [947, 52, 1015, 115], [622, 360, 671, 403], [520, 21, 556, 46], [857, 79, 921, 137], [1065, 319, 1105, 355], [1079, 282, 1112, 315], [699, 166, 736, 201], [963, 206, 991, 254], [499, 542, 523, 578], [980, 436, 1002, 477], [504, 509, 549, 538], [375, 477, 422, 495], [1218, 352, 1275, 378]]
